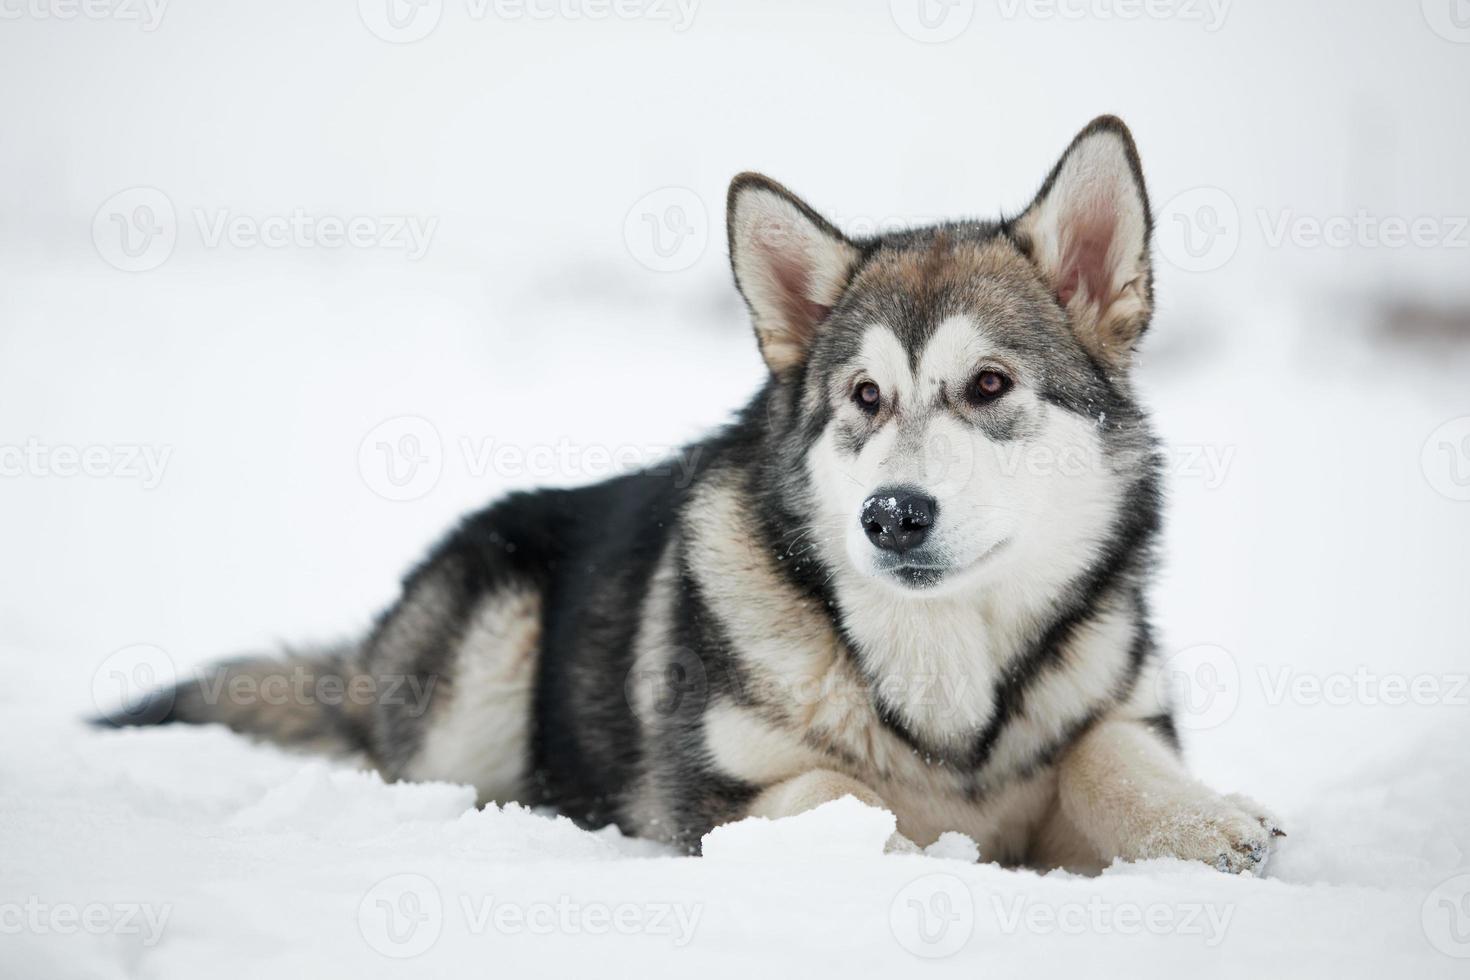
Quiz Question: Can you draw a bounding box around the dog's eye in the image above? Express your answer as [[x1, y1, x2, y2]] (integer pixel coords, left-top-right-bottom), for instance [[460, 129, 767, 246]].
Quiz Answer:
[[968, 369, 1012, 405], [854, 381, 881, 413]]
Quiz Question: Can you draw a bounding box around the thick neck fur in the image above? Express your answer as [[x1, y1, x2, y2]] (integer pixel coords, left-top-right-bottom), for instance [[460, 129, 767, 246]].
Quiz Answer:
[[729, 375, 1160, 765]]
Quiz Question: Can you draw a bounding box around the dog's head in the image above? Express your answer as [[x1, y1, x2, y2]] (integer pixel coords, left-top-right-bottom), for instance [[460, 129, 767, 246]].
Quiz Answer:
[[729, 116, 1159, 598]]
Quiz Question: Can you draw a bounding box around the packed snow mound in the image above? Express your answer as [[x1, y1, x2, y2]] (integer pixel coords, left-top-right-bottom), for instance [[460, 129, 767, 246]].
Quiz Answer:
[[701, 796, 897, 861]]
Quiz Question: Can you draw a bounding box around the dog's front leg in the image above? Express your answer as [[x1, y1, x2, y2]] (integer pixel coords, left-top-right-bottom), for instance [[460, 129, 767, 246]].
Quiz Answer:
[[746, 769, 921, 853], [1057, 719, 1283, 874]]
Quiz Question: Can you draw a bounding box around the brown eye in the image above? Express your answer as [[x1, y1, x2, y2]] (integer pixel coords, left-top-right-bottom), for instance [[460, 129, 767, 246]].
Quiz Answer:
[[854, 381, 881, 413], [969, 369, 1012, 404]]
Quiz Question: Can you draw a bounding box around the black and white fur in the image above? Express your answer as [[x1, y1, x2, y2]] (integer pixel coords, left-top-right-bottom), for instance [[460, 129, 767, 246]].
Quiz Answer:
[[110, 117, 1281, 872]]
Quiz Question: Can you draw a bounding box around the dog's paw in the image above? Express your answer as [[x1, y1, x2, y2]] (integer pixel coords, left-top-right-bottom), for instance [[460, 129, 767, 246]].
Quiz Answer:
[[1222, 791, 1287, 840], [1134, 791, 1284, 876]]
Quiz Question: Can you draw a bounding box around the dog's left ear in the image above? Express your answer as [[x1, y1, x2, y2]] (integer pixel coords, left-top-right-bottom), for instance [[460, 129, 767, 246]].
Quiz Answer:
[[1014, 116, 1153, 368], [727, 174, 861, 377]]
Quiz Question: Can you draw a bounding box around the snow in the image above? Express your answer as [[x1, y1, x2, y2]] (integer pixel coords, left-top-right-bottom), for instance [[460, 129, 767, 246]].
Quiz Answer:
[[3, 0, 1470, 976], [3, 703, 1468, 977]]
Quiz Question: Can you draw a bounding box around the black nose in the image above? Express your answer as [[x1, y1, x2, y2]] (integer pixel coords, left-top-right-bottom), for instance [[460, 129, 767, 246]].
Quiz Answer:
[[861, 488, 937, 554]]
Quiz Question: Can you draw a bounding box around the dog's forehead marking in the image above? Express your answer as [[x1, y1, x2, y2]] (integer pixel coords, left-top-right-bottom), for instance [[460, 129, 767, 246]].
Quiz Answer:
[[855, 317, 989, 409], [857, 323, 912, 396], [917, 316, 987, 394]]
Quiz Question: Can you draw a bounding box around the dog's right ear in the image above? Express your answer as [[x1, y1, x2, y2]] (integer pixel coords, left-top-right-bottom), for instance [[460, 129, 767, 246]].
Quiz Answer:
[[727, 174, 861, 377]]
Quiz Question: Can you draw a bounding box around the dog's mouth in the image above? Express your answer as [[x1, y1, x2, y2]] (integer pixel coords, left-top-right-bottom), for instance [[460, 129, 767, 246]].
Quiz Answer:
[[889, 564, 948, 589], [873, 540, 1010, 592]]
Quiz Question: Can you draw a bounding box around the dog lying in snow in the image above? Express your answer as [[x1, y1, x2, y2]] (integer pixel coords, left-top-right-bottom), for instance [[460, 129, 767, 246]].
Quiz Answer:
[[112, 115, 1282, 873]]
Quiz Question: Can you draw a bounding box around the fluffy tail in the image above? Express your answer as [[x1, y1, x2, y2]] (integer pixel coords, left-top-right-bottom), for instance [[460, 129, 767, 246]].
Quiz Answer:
[[92, 644, 375, 757]]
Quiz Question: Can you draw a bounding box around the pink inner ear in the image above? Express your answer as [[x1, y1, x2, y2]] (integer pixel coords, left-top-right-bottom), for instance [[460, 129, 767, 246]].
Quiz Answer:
[[1057, 197, 1118, 311], [765, 244, 827, 333]]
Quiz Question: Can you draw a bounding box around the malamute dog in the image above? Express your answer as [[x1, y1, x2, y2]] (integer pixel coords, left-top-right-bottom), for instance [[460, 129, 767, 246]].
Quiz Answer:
[[112, 116, 1281, 872]]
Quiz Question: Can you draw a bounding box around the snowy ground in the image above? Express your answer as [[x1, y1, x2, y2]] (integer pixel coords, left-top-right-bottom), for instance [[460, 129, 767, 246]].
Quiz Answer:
[[4, 2, 1470, 977]]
